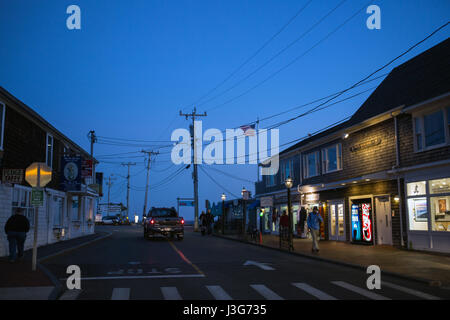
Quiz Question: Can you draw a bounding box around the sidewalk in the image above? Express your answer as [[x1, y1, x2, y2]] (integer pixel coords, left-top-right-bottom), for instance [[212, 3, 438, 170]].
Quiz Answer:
[[0, 231, 111, 300], [216, 232, 450, 286]]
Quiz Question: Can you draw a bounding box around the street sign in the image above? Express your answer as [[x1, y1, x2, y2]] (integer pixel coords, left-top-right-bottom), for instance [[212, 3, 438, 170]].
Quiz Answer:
[[25, 163, 52, 187], [2, 169, 24, 184], [179, 200, 195, 207], [31, 188, 44, 206]]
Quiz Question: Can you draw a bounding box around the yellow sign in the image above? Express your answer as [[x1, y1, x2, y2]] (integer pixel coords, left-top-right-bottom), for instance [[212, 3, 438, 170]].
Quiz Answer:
[[25, 162, 52, 187]]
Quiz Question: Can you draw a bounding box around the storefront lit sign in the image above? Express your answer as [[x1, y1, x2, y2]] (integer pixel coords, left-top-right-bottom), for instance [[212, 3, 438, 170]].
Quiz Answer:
[[305, 193, 319, 203], [260, 196, 273, 207], [362, 203, 372, 242], [349, 138, 381, 152], [407, 181, 426, 196]]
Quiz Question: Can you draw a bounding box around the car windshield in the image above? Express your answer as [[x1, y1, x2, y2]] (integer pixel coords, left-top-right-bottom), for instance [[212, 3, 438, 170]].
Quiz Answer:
[[150, 209, 177, 217]]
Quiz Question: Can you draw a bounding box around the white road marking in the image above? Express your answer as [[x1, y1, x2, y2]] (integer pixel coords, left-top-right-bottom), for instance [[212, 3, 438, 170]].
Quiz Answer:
[[59, 289, 82, 300], [292, 283, 337, 300], [382, 281, 441, 300], [111, 288, 130, 300], [250, 284, 284, 300], [161, 287, 182, 300], [243, 260, 274, 270], [331, 281, 390, 300], [60, 274, 205, 281], [206, 285, 233, 300]]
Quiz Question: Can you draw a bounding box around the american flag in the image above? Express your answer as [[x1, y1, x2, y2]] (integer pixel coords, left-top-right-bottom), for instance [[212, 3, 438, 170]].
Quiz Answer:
[[240, 124, 256, 136]]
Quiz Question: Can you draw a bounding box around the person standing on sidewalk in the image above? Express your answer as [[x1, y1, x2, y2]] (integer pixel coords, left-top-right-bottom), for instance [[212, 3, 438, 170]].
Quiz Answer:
[[4, 208, 30, 262], [307, 206, 323, 253]]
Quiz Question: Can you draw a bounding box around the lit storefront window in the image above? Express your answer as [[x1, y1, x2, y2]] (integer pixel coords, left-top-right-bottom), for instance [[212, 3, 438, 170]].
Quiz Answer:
[[407, 197, 428, 231], [429, 178, 450, 232]]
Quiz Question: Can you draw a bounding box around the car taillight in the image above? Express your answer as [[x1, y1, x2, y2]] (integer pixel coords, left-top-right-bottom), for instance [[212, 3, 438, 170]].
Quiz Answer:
[[150, 219, 155, 224], [180, 219, 185, 224]]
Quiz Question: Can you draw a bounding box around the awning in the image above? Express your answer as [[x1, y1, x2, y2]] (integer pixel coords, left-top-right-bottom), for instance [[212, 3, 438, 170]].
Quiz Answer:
[[247, 200, 260, 209]]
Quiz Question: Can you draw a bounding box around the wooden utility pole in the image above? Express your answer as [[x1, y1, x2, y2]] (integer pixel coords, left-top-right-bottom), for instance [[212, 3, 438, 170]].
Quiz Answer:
[[180, 107, 207, 232], [141, 150, 159, 217], [88, 130, 97, 183], [106, 174, 116, 216], [121, 162, 136, 220]]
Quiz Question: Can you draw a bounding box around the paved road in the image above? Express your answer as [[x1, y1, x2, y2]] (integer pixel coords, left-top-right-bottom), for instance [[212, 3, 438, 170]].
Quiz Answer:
[[43, 225, 450, 300]]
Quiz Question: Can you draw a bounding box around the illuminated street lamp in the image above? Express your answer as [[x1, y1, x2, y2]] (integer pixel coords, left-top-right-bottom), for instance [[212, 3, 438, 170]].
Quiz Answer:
[[221, 193, 226, 235], [285, 176, 294, 251]]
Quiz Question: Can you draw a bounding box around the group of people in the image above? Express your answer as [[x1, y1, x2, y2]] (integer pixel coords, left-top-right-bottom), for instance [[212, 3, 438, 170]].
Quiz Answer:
[[275, 206, 323, 253]]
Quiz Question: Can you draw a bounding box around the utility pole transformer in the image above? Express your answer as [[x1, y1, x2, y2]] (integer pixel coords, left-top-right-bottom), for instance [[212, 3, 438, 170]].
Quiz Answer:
[[141, 150, 159, 217], [121, 162, 136, 220], [180, 107, 207, 232]]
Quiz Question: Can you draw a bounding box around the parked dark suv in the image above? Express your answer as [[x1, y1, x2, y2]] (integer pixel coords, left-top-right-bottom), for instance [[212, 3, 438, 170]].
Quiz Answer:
[[144, 207, 184, 240]]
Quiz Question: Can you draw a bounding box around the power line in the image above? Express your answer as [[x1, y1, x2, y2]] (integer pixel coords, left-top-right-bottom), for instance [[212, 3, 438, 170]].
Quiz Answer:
[[206, 1, 370, 112], [188, 0, 314, 108], [198, 0, 347, 109], [199, 165, 240, 199], [205, 166, 255, 184]]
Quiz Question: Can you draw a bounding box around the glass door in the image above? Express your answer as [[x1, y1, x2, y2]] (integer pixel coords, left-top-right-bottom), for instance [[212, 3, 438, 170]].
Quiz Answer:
[[329, 201, 345, 241]]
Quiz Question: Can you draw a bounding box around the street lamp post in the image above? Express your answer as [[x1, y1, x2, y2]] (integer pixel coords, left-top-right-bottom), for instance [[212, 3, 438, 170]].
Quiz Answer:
[[285, 176, 294, 251], [221, 193, 226, 235], [241, 187, 247, 240]]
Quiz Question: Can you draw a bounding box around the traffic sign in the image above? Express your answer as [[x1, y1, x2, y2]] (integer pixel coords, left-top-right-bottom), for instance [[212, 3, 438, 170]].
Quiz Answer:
[[31, 188, 44, 206], [25, 162, 52, 187]]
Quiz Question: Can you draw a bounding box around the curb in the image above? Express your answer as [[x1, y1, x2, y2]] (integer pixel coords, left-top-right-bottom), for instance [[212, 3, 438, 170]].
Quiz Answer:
[[37, 231, 113, 300], [213, 233, 443, 287]]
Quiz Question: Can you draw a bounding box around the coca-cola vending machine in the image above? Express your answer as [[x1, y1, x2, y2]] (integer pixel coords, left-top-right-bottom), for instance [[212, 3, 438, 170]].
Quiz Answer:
[[351, 199, 374, 245]]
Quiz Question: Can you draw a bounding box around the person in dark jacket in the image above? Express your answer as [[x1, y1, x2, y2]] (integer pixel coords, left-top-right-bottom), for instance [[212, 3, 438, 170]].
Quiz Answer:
[[4, 208, 30, 262], [299, 207, 307, 238]]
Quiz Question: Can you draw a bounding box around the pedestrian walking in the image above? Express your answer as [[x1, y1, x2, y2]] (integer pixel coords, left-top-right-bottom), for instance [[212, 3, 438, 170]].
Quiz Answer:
[[4, 208, 30, 262], [199, 211, 207, 235], [307, 206, 323, 253], [299, 207, 307, 238], [206, 210, 213, 235]]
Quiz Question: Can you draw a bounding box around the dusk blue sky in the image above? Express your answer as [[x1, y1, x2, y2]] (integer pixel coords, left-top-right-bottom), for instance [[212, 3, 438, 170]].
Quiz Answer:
[[1, 0, 449, 221]]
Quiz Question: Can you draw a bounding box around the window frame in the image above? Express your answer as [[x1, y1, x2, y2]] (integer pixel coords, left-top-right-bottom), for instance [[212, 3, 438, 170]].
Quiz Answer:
[[303, 151, 320, 179], [12, 185, 35, 227], [321, 143, 343, 174], [265, 167, 277, 187], [0, 101, 5, 150], [280, 159, 293, 184], [46, 133, 54, 168], [413, 106, 450, 152]]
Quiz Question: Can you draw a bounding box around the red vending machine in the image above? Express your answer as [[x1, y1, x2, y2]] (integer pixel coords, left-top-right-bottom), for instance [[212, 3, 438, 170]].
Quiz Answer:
[[350, 198, 374, 245]]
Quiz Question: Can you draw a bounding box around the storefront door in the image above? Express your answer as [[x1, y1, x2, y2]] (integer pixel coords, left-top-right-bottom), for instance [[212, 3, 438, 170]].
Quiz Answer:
[[329, 201, 345, 241], [375, 196, 392, 245]]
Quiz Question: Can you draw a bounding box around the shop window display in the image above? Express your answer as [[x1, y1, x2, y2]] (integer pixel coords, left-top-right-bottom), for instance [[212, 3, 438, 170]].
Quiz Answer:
[[407, 197, 428, 231], [430, 196, 450, 232]]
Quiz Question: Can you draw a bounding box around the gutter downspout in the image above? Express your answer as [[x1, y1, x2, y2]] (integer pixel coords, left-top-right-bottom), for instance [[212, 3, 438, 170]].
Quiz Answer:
[[393, 113, 405, 247]]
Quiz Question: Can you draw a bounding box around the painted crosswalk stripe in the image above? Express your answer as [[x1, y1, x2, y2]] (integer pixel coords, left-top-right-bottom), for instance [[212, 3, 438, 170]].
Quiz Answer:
[[161, 287, 182, 300], [331, 281, 390, 300], [250, 284, 284, 300], [206, 285, 233, 300], [292, 283, 337, 300], [382, 281, 441, 300], [111, 288, 130, 300], [59, 289, 82, 300]]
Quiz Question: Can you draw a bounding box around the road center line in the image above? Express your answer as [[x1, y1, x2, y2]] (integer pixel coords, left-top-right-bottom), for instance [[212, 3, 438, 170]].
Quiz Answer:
[[168, 241, 205, 276], [59, 274, 205, 281]]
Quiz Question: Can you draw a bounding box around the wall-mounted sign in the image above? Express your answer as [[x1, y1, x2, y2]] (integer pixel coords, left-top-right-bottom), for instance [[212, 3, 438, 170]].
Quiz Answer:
[[305, 193, 319, 203], [2, 169, 24, 184], [260, 196, 273, 207], [60, 156, 81, 191], [349, 138, 382, 153], [81, 159, 93, 177]]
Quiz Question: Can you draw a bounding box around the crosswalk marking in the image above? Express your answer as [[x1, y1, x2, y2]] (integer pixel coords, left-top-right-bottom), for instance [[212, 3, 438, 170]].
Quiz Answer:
[[59, 289, 82, 300], [111, 288, 130, 300], [381, 281, 441, 300], [331, 281, 390, 300], [161, 287, 182, 300], [250, 284, 284, 300], [292, 283, 337, 300], [206, 285, 233, 300]]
